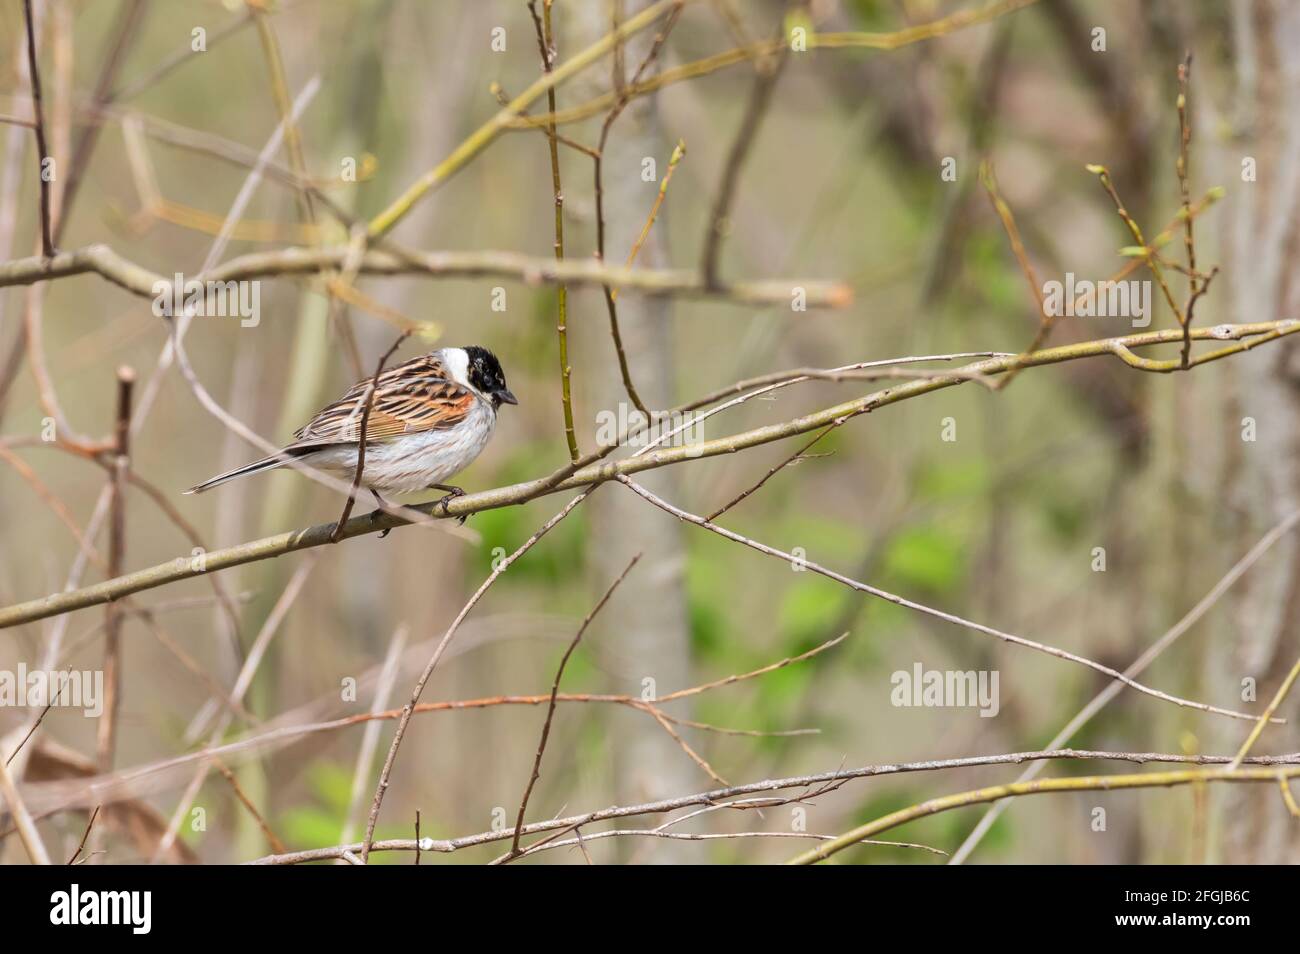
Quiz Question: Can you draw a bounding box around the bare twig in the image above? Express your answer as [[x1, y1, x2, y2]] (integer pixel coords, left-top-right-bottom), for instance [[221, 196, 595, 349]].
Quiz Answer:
[[0, 242, 851, 308], [617, 475, 1274, 724], [593, 3, 685, 413], [506, 554, 641, 859], [21, 0, 54, 258], [3, 321, 1297, 630], [510, 0, 1040, 131], [1228, 653, 1300, 772], [96, 367, 134, 772], [0, 751, 50, 864], [329, 332, 410, 542], [706, 423, 839, 521], [529, 0, 580, 462], [212, 757, 286, 855], [1175, 53, 1196, 367], [979, 161, 1049, 388], [66, 805, 101, 864], [1087, 163, 1182, 325], [789, 765, 1300, 865], [367, 0, 683, 238], [359, 490, 595, 863], [338, 627, 409, 853], [617, 138, 685, 299], [950, 509, 1300, 863], [151, 556, 319, 861], [112, 12, 252, 102], [53, 0, 147, 244], [701, 29, 787, 287], [246, 747, 1300, 864]]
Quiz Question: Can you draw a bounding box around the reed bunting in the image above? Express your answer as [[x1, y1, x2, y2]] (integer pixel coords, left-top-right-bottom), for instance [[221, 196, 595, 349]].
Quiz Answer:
[[185, 346, 517, 518]]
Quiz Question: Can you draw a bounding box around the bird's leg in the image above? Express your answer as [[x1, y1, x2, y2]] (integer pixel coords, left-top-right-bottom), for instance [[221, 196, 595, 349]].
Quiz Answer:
[[368, 488, 393, 538], [430, 483, 467, 524]]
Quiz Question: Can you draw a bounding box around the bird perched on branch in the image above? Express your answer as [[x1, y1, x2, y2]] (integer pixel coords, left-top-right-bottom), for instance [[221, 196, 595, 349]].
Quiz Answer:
[[184, 346, 517, 519]]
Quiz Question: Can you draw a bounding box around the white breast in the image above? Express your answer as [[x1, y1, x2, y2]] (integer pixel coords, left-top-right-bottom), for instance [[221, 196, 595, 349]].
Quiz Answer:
[[305, 397, 497, 493]]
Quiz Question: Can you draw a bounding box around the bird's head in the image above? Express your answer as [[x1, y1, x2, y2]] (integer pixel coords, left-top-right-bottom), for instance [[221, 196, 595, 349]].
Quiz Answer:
[[460, 345, 517, 409]]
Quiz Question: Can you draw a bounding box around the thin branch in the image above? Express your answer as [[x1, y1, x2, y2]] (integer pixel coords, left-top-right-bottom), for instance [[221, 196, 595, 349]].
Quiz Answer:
[[366, 0, 682, 238], [111, 12, 252, 102], [338, 627, 408, 851], [359, 490, 595, 863], [788, 765, 1300, 865], [657, 632, 849, 702], [329, 331, 409, 542], [1087, 163, 1182, 325], [12, 628, 839, 828], [503, 827, 946, 862], [151, 555, 319, 861], [506, 554, 641, 859], [66, 805, 101, 864], [0, 750, 50, 864], [212, 756, 286, 855], [616, 138, 685, 301], [510, 0, 1040, 130], [53, 0, 147, 245], [21, 0, 54, 257], [1176, 53, 1197, 367], [701, 29, 787, 287], [979, 160, 1048, 389], [617, 475, 1274, 724], [96, 366, 134, 772], [3, 320, 1297, 630], [950, 508, 1300, 863], [1228, 653, 1300, 772], [0, 242, 852, 308], [594, 3, 685, 413], [246, 747, 1300, 864], [529, 0, 580, 462], [706, 423, 838, 521]]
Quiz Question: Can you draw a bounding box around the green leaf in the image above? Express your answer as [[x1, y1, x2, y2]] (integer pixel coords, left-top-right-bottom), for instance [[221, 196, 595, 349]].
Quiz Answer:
[[916, 458, 989, 500], [881, 526, 965, 594], [778, 577, 844, 644]]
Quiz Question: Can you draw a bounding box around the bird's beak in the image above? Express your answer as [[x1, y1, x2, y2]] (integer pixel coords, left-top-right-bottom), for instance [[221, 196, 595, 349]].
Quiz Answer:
[[495, 388, 518, 406]]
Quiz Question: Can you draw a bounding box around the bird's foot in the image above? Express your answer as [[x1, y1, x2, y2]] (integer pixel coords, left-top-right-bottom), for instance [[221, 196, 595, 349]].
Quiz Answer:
[[369, 490, 392, 538], [432, 485, 467, 524]]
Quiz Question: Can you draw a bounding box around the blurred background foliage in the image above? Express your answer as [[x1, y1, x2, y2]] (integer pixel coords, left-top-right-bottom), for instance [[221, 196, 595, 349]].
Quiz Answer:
[[1, 0, 1298, 864]]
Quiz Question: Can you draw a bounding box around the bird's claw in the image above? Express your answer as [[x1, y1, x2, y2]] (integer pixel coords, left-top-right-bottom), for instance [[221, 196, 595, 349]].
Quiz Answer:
[[434, 486, 468, 525]]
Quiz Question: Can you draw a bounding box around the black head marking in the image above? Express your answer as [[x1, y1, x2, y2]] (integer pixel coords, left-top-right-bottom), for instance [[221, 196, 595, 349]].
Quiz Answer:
[[462, 345, 517, 408]]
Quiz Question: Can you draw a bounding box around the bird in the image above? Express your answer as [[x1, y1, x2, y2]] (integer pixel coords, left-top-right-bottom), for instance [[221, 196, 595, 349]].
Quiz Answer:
[[184, 346, 517, 522]]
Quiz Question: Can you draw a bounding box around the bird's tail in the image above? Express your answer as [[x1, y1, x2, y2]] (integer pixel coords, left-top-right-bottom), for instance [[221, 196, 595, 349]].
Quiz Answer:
[[183, 452, 299, 495]]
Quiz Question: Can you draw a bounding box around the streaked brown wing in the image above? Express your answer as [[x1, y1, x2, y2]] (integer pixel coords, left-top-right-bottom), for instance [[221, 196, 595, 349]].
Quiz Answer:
[[290, 353, 474, 446]]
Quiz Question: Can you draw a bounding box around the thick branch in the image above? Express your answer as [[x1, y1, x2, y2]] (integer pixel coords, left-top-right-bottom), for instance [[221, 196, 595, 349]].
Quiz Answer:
[[0, 243, 850, 308], [244, 747, 1300, 864], [788, 765, 1300, 865], [1, 320, 1295, 630]]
